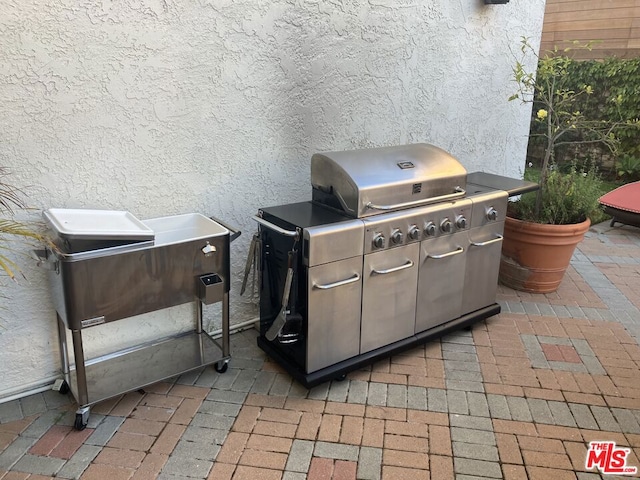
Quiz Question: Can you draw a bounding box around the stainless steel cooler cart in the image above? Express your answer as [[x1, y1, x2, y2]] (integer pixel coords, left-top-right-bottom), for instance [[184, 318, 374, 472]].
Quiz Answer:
[[40, 209, 240, 430]]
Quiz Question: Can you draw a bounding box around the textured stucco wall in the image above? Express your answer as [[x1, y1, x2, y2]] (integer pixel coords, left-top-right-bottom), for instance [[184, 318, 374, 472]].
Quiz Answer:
[[0, 0, 546, 399]]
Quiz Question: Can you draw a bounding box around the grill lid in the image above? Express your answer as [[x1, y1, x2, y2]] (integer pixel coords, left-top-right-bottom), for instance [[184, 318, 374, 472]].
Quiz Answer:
[[311, 143, 467, 218]]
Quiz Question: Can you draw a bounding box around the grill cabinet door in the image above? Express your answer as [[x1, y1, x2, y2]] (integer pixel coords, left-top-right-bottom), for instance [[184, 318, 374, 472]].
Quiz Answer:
[[415, 233, 467, 333], [307, 256, 362, 373], [361, 243, 419, 354], [462, 222, 504, 315]]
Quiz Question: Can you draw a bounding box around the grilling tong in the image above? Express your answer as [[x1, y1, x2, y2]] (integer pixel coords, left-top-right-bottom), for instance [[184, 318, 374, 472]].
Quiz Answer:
[[265, 244, 303, 342], [266, 264, 294, 341], [241, 232, 301, 343], [240, 233, 261, 298]]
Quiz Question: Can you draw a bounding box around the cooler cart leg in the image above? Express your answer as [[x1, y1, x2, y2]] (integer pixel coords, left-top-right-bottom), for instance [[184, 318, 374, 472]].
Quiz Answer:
[[71, 330, 89, 407], [196, 300, 203, 334], [215, 292, 230, 373], [196, 301, 207, 365], [222, 291, 230, 358], [56, 314, 71, 391], [70, 329, 91, 430]]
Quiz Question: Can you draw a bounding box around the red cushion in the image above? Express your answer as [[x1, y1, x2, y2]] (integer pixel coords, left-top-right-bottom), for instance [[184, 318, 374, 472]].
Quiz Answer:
[[599, 181, 640, 214]]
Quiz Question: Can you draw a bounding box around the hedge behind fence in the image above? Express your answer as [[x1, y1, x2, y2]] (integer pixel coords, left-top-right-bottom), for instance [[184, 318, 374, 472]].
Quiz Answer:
[[527, 56, 640, 171]]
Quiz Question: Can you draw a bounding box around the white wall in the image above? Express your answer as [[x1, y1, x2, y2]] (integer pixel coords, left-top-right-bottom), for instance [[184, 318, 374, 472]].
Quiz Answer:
[[0, 0, 546, 399]]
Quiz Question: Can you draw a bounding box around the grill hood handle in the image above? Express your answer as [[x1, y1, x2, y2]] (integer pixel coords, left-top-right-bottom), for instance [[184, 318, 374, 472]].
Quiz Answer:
[[366, 187, 465, 212]]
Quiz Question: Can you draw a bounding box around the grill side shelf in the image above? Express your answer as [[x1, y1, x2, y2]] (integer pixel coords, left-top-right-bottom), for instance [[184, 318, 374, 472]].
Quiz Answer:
[[467, 172, 539, 197]]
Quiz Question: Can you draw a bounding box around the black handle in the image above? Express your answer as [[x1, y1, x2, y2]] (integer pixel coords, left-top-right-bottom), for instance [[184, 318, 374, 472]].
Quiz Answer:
[[210, 215, 242, 243]]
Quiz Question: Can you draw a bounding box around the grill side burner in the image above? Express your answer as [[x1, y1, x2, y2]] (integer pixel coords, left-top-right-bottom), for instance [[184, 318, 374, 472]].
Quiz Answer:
[[255, 144, 532, 388]]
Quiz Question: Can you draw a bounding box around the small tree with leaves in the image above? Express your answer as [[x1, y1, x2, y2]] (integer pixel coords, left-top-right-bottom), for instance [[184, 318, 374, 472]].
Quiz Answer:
[[509, 37, 636, 223]]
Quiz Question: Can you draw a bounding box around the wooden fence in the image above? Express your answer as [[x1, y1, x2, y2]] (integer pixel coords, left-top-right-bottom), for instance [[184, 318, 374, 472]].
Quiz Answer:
[[540, 0, 640, 59]]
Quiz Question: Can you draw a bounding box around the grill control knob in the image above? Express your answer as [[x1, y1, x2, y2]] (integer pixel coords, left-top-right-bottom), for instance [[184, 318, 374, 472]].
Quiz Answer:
[[424, 221, 437, 237], [373, 233, 385, 249], [391, 229, 404, 245], [440, 218, 453, 234], [486, 207, 498, 221], [455, 215, 468, 230], [408, 225, 421, 240]]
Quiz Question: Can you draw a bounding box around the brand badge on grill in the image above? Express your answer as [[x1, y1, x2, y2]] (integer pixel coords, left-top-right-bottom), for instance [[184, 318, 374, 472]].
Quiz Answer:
[[412, 183, 422, 194], [397, 161, 415, 169]]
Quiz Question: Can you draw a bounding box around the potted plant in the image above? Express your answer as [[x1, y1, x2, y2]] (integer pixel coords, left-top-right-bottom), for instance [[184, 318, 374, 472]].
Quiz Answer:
[[500, 38, 624, 293]]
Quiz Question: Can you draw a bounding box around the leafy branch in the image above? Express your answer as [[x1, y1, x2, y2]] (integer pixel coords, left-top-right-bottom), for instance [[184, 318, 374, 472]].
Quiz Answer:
[[510, 37, 635, 219]]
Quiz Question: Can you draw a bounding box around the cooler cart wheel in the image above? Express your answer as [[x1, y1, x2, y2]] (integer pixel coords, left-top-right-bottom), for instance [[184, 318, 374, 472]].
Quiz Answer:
[[74, 414, 86, 431], [214, 360, 229, 373], [58, 381, 69, 395], [74, 407, 90, 431], [53, 378, 70, 395], [335, 373, 347, 382]]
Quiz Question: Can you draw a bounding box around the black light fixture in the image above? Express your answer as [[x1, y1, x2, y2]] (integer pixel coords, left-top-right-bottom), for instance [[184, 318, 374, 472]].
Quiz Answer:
[[484, 0, 509, 3]]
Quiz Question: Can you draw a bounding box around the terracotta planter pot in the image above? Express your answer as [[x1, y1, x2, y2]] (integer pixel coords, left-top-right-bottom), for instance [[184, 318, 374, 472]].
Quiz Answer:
[[499, 216, 591, 293]]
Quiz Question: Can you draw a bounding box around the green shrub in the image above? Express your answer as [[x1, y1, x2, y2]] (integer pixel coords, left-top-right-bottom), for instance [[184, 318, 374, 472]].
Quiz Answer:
[[616, 155, 640, 182], [511, 164, 603, 225]]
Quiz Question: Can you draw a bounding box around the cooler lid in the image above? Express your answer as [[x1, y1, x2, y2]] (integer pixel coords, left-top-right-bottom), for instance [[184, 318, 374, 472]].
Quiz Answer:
[[43, 208, 155, 242]]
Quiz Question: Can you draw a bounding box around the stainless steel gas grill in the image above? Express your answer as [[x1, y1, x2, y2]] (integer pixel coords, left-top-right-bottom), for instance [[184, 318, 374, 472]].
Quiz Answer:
[[253, 144, 535, 388]]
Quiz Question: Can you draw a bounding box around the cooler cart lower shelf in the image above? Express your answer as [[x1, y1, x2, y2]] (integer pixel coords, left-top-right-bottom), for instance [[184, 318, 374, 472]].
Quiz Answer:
[[57, 298, 231, 430]]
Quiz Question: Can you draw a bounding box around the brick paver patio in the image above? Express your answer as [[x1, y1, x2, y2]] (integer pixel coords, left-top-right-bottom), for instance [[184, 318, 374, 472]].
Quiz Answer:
[[1, 221, 639, 479]]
